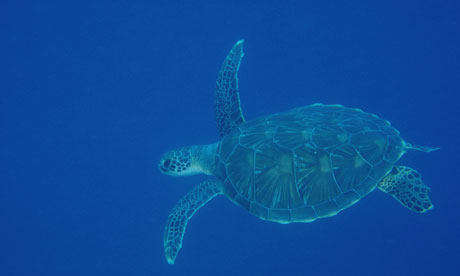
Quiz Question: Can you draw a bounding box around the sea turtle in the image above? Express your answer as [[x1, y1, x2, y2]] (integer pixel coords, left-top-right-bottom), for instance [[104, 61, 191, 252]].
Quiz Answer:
[[159, 40, 438, 264]]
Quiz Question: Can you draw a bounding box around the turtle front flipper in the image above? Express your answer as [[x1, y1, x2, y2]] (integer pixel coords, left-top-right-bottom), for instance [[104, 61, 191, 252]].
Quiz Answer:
[[164, 179, 223, 264], [378, 166, 433, 213], [215, 40, 245, 137]]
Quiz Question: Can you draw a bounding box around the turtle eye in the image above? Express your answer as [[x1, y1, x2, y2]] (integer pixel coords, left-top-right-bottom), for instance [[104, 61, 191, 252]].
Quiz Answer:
[[163, 159, 171, 168]]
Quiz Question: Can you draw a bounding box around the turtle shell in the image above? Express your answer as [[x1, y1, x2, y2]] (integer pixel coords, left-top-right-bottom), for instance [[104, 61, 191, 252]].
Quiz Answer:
[[216, 104, 405, 223]]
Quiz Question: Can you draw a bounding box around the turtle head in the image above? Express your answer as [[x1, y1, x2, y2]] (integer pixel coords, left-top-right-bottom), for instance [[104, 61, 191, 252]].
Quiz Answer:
[[159, 146, 201, 176], [159, 143, 218, 177]]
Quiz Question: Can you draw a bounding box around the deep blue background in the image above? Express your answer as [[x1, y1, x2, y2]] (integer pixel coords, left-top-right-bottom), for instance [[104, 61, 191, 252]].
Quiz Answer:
[[1, 1, 459, 275]]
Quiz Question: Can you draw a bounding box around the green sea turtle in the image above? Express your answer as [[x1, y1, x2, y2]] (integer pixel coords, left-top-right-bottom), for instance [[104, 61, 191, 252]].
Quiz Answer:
[[159, 40, 438, 264]]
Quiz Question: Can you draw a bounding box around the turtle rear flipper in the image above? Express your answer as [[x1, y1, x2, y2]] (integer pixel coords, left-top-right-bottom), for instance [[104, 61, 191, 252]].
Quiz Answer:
[[164, 179, 223, 264], [378, 166, 433, 213], [404, 142, 440, 152]]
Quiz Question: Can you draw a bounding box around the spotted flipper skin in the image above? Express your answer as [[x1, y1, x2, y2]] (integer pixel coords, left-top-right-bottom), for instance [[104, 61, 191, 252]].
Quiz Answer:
[[164, 179, 222, 264], [215, 40, 245, 137], [378, 166, 433, 213]]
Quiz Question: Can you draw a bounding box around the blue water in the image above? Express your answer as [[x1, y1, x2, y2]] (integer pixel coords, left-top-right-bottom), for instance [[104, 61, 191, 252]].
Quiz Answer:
[[1, 1, 459, 275]]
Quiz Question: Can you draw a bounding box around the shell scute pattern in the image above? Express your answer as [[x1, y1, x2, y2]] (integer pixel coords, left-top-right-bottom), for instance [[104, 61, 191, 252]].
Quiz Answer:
[[330, 144, 370, 192], [226, 145, 255, 198], [239, 123, 276, 149], [274, 121, 312, 150], [315, 200, 341, 218], [253, 143, 301, 209], [291, 205, 317, 222], [350, 131, 387, 165], [218, 129, 240, 163], [335, 190, 361, 209], [354, 177, 378, 196], [249, 202, 269, 219], [384, 135, 405, 163], [218, 104, 403, 223], [312, 125, 348, 149]]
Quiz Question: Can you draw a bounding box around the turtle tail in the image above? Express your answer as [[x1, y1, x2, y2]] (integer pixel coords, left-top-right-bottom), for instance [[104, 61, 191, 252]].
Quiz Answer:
[[404, 142, 440, 153]]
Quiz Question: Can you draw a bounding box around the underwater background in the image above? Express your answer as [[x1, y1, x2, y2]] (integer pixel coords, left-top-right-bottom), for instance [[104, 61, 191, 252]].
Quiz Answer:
[[1, 0, 459, 275]]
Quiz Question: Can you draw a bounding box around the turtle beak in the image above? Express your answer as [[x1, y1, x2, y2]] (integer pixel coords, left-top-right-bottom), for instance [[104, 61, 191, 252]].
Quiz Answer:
[[159, 159, 171, 174]]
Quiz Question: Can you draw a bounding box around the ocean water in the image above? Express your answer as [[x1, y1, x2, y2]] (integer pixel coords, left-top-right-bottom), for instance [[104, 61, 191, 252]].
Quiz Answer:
[[1, 1, 459, 275]]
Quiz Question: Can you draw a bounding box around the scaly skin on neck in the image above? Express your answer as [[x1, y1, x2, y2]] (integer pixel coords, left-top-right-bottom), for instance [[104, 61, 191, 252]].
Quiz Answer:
[[159, 142, 219, 177]]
